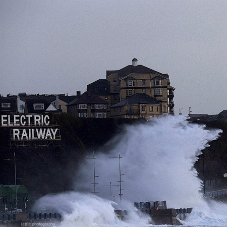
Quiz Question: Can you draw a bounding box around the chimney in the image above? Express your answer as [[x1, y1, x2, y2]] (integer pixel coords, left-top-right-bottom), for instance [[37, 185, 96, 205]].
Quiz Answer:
[[77, 91, 81, 97], [132, 58, 138, 66]]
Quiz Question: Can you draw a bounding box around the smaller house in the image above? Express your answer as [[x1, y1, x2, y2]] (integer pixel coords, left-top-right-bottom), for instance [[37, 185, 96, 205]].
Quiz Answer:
[[67, 91, 108, 118], [110, 93, 162, 119], [52, 94, 78, 113]]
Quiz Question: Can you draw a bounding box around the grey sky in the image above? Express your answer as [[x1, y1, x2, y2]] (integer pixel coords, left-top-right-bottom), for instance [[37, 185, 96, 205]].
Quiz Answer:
[[1, 0, 227, 115]]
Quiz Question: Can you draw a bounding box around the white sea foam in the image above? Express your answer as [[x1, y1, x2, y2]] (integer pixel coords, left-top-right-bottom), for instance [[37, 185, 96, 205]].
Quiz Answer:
[[32, 192, 150, 227], [75, 115, 221, 208], [33, 115, 227, 226]]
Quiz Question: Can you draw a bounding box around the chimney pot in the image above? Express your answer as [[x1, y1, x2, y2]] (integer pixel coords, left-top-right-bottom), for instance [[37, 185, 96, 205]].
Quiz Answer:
[[132, 58, 138, 66], [77, 91, 81, 97]]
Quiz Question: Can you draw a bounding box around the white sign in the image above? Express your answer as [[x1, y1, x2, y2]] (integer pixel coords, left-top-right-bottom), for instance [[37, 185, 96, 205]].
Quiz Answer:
[[1, 114, 60, 141]]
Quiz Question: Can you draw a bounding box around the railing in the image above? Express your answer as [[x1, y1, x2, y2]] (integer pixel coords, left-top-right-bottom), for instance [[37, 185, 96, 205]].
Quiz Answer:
[[0, 212, 61, 221], [175, 208, 192, 214], [204, 188, 227, 198]]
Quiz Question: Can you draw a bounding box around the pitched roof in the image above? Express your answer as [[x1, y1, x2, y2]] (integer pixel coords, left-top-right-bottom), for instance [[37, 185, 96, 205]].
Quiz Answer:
[[20, 95, 56, 103], [217, 110, 227, 118], [67, 91, 108, 106], [24, 98, 51, 113], [111, 93, 160, 108], [58, 95, 77, 103], [106, 65, 169, 79], [87, 79, 110, 96]]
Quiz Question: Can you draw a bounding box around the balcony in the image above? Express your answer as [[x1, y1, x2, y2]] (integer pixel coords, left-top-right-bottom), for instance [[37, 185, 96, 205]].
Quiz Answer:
[[168, 90, 174, 98]]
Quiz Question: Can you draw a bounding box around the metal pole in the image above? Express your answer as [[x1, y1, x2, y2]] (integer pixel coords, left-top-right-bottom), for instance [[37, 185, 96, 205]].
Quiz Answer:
[[87, 151, 98, 194], [93, 152, 96, 194], [14, 150, 17, 210], [118, 154, 123, 200], [110, 154, 124, 201], [110, 182, 112, 198], [189, 107, 192, 117], [203, 152, 205, 195]]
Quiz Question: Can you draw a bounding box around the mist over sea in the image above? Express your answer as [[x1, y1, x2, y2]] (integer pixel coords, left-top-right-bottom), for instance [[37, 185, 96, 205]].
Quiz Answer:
[[32, 115, 227, 226]]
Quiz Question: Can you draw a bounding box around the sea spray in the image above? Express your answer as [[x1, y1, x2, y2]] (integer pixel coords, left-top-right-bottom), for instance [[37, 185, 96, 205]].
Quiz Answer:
[[32, 192, 150, 227], [181, 200, 227, 226], [74, 115, 221, 208]]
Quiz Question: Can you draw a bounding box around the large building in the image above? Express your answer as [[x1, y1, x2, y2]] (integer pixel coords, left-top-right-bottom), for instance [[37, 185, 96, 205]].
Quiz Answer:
[[105, 58, 175, 118]]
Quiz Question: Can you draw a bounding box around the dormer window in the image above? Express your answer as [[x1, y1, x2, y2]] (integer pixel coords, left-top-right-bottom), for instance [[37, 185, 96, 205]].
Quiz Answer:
[[33, 103, 44, 110], [155, 80, 162, 86], [128, 80, 135, 86], [1, 103, 10, 108]]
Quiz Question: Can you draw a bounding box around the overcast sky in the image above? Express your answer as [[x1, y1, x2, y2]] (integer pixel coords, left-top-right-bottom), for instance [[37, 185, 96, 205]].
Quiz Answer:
[[1, 0, 227, 115]]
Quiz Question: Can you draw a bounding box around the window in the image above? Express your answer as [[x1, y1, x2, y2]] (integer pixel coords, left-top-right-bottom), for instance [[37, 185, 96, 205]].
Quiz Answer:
[[142, 89, 146, 94], [141, 105, 146, 112], [155, 80, 162, 86], [79, 113, 87, 118], [128, 80, 135, 86], [113, 86, 117, 91], [149, 106, 153, 112], [113, 78, 117, 82], [95, 104, 103, 109], [163, 106, 167, 113], [1, 103, 10, 108], [33, 103, 44, 110], [155, 89, 162, 95], [96, 113, 103, 118], [128, 80, 133, 86], [58, 105, 61, 110], [19, 104, 24, 111], [127, 90, 132, 96], [78, 104, 87, 109], [142, 80, 146, 85], [105, 96, 108, 100]]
